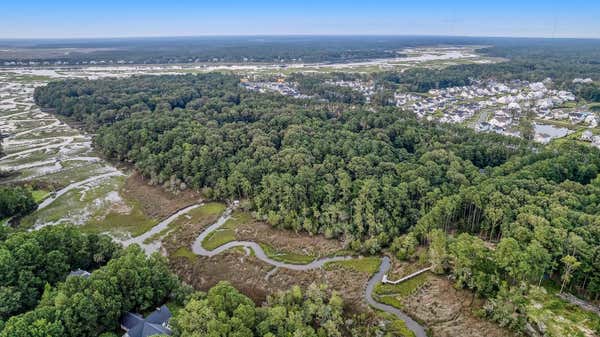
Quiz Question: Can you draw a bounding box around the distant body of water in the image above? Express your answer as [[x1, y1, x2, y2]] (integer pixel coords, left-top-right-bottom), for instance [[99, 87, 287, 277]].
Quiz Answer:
[[534, 123, 572, 143]]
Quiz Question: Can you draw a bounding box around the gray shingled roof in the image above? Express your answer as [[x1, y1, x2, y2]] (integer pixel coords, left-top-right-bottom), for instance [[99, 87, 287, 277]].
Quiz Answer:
[[121, 305, 172, 337], [126, 322, 170, 337], [121, 312, 144, 331], [146, 305, 172, 325], [68, 269, 91, 278]]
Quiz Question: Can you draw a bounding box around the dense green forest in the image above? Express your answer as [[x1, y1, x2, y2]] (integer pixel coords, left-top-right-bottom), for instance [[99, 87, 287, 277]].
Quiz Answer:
[[172, 282, 395, 337], [34, 71, 600, 310], [0, 244, 179, 337], [34, 74, 529, 245], [0, 227, 401, 337], [0, 226, 118, 322], [0, 186, 37, 219]]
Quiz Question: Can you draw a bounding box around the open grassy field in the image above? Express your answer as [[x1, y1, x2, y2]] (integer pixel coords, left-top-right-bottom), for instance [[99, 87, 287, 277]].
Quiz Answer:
[[373, 272, 431, 310], [155, 202, 226, 246], [378, 312, 417, 337], [526, 287, 600, 337], [30, 189, 50, 203], [324, 257, 382, 275], [201, 210, 251, 250], [172, 247, 198, 261], [258, 242, 316, 264]]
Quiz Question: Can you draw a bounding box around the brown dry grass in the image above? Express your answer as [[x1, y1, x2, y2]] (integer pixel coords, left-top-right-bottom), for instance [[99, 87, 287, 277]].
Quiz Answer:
[[122, 172, 202, 219], [164, 206, 512, 337], [402, 275, 516, 337], [163, 204, 225, 253], [234, 213, 344, 257], [166, 209, 369, 311], [170, 249, 372, 313], [386, 251, 430, 280]]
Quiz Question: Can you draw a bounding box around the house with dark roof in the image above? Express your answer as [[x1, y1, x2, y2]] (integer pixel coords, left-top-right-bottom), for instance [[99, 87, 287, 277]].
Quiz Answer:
[[68, 269, 91, 278], [120, 305, 172, 337]]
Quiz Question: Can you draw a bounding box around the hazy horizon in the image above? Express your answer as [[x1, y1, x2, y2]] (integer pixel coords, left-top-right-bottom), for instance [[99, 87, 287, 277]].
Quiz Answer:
[[1, 34, 600, 42], [2, 0, 599, 39]]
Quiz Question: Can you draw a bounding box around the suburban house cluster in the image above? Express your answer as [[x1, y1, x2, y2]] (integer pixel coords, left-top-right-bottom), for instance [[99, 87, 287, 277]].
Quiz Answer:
[[238, 74, 598, 146]]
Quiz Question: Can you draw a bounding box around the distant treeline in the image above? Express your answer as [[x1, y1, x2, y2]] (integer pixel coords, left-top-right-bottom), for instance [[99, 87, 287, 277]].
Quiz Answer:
[[0, 36, 461, 64], [4, 36, 600, 67], [377, 40, 600, 96]]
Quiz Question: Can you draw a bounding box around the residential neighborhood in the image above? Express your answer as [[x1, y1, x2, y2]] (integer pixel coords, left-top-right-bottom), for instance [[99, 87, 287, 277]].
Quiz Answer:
[[241, 79, 313, 99], [392, 79, 598, 143], [240, 75, 598, 145], [581, 129, 600, 148]]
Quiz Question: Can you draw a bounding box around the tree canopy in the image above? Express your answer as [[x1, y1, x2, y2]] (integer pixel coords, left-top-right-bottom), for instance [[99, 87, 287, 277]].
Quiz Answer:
[[34, 72, 600, 303], [0, 225, 118, 321], [0, 187, 37, 220], [0, 245, 179, 337]]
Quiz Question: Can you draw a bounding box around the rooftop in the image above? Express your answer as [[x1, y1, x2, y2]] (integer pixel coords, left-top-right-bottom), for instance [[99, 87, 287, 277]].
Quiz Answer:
[[121, 305, 172, 337]]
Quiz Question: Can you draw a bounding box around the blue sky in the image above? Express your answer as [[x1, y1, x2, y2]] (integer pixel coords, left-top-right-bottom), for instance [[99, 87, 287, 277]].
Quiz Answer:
[[2, 0, 599, 39]]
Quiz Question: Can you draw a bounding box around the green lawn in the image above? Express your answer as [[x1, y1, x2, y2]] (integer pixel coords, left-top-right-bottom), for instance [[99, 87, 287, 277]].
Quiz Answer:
[[526, 287, 600, 337], [378, 312, 417, 337], [30, 189, 50, 203], [324, 257, 381, 275], [202, 229, 236, 250], [372, 272, 430, 311], [259, 243, 316, 264], [374, 272, 430, 298], [199, 202, 227, 216], [201, 210, 250, 250], [172, 247, 197, 261]]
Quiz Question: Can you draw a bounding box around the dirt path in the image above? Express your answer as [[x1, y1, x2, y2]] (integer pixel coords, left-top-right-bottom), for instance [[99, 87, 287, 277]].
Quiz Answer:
[[190, 207, 355, 270]]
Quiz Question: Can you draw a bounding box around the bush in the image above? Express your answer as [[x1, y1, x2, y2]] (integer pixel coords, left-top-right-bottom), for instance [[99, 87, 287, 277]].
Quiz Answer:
[[0, 186, 37, 219]]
